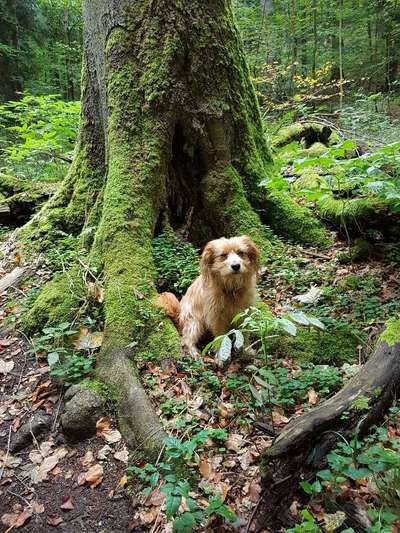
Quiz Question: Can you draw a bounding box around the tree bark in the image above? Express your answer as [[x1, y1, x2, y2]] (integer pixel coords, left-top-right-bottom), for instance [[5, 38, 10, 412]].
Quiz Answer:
[[257, 319, 400, 530], [17, 0, 328, 456]]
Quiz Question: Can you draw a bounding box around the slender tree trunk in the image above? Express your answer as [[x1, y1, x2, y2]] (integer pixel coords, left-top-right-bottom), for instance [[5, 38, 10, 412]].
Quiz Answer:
[[18, 0, 328, 456], [312, 0, 317, 78], [338, 0, 344, 108]]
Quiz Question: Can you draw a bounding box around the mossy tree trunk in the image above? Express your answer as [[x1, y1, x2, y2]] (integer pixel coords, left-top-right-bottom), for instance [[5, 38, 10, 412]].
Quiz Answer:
[[19, 0, 327, 456]]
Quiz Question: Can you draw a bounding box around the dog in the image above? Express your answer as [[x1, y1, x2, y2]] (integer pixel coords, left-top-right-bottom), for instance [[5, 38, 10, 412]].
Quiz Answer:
[[156, 235, 259, 357]]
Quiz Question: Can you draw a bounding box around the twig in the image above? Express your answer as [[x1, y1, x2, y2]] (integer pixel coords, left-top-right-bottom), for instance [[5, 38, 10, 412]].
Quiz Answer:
[[6, 489, 32, 507], [0, 426, 12, 481], [302, 249, 331, 260]]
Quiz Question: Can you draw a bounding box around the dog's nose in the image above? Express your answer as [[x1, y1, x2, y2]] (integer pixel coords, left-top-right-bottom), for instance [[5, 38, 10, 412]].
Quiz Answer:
[[231, 263, 241, 272]]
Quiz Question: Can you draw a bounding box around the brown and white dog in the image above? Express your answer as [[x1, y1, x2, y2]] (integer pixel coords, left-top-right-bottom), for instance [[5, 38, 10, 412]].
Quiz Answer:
[[156, 235, 259, 357]]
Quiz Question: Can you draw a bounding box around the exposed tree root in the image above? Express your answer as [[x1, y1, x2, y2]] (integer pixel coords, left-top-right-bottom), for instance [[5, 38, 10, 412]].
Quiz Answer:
[[257, 319, 400, 530]]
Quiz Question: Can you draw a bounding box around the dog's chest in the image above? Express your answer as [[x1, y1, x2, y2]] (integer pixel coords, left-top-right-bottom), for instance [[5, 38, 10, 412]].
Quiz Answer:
[[206, 288, 254, 331]]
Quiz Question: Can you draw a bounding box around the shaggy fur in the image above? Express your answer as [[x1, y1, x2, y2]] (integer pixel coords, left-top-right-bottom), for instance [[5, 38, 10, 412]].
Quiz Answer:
[[155, 235, 259, 356]]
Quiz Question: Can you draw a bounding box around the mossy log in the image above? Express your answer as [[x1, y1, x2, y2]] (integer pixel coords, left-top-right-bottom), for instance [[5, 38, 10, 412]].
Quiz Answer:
[[0, 173, 55, 225], [273, 122, 333, 149], [17, 0, 328, 456], [256, 319, 400, 530]]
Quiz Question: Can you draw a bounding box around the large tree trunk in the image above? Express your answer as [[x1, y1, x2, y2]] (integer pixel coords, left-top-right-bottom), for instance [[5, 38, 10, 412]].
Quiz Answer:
[[17, 0, 327, 456]]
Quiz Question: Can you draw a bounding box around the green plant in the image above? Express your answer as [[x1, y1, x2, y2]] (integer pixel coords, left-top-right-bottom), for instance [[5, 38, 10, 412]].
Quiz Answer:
[[285, 509, 321, 532], [31, 321, 96, 385], [152, 229, 199, 295], [128, 431, 238, 532]]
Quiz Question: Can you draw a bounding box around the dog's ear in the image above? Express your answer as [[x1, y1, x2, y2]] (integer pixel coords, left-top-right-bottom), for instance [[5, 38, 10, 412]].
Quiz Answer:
[[241, 236, 260, 269], [201, 242, 215, 272]]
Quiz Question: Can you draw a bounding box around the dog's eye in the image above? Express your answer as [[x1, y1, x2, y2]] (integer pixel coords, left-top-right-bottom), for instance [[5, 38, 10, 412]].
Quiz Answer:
[[237, 251, 245, 257], [220, 253, 227, 259]]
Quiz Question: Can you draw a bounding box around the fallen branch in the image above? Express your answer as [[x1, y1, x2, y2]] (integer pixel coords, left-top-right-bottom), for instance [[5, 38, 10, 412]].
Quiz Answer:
[[257, 319, 400, 530]]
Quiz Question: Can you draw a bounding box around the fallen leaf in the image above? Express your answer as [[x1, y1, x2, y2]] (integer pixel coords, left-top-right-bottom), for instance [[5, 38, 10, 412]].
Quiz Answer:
[[72, 328, 103, 350], [271, 410, 290, 426], [0, 338, 17, 347], [47, 514, 63, 527], [225, 433, 244, 452], [199, 459, 213, 479], [248, 480, 261, 503], [118, 475, 128, 488], [307, 388, 319, 406], [85, 464, 104, 488], [80, 450, 94, 467], [0, 359, 14, 374], [97, 445, 112, 460], [32, 502, 45, 514], [96, 417, 121, 443], [139, 510, 157, 524], [31, 447, 68, 483], [114, 448, 129, 463], [294, 285, 323, 304], [77, 471, 86, 486], [60, 496, 74, 511], [148, 489, 165, 507]]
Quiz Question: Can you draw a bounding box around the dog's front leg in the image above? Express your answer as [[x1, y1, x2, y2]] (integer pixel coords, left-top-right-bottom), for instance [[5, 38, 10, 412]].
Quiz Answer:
[[181, 319, 203, 359]]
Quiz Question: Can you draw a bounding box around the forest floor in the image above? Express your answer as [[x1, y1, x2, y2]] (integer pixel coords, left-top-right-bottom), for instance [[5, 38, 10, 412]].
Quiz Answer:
[[1, 228, 399, 532]]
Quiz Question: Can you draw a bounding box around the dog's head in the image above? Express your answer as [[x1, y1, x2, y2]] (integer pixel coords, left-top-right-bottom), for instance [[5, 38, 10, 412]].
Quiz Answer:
[[201, 235, 259, 287]]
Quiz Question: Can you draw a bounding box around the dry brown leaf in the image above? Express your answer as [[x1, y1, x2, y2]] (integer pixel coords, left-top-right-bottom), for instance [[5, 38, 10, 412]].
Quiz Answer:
[[248, 480, 262, 503], [80, 450, 94, 467], [85, 464, 104, 488], [88, 282, 105, 303], [31, 448, 68, 483], [114, 448, 129, 463], [72, 328, 104, 350], [239, 449, 258, 470], [289, 500, 300, 517], [271, 410, 290, 426], [0, 359, 14, 374], [60, 496, 74, 511], [307, 388, 319, 406], [96, 417, 121, 443], [218, 401, 235, 419], [46, 514, 63, 527], [139, 510, 157, 524], [32, 502, 45, 515], [77, 471, 86, 486], [225, 433, 244, 452], [97, 445, 112, 460], [199, 459, 213, 479], [12, 509, 32, 528], [118, 475, 128, 488]]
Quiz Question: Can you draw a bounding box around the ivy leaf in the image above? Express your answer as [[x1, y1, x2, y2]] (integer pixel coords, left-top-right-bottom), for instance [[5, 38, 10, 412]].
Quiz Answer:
[[288, 311, 310, 326], [47, 352, 60, 366], [165, 495, 181, 519], [278, 318, 297, 336], [173, 512, 195, 533], [233, 330, 244, 350], [216, 335, 232, 364]]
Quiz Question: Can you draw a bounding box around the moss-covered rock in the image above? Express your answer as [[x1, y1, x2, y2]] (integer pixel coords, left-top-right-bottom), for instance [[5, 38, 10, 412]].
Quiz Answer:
[[20, 270, 85, 334], [270, 325, 359, 365]]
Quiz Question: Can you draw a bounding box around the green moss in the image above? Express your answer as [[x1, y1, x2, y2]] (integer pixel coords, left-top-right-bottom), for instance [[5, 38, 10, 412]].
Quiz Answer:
[[273, 122, 328, 148], [270, 326, 359, 365], [299, 142, 328, 158], [263, 190, 332, 248], [379, 318, 400, 346], [318, 195, 384, 224], [292, 169, 327, 192], [20, 270, 85, 334]]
